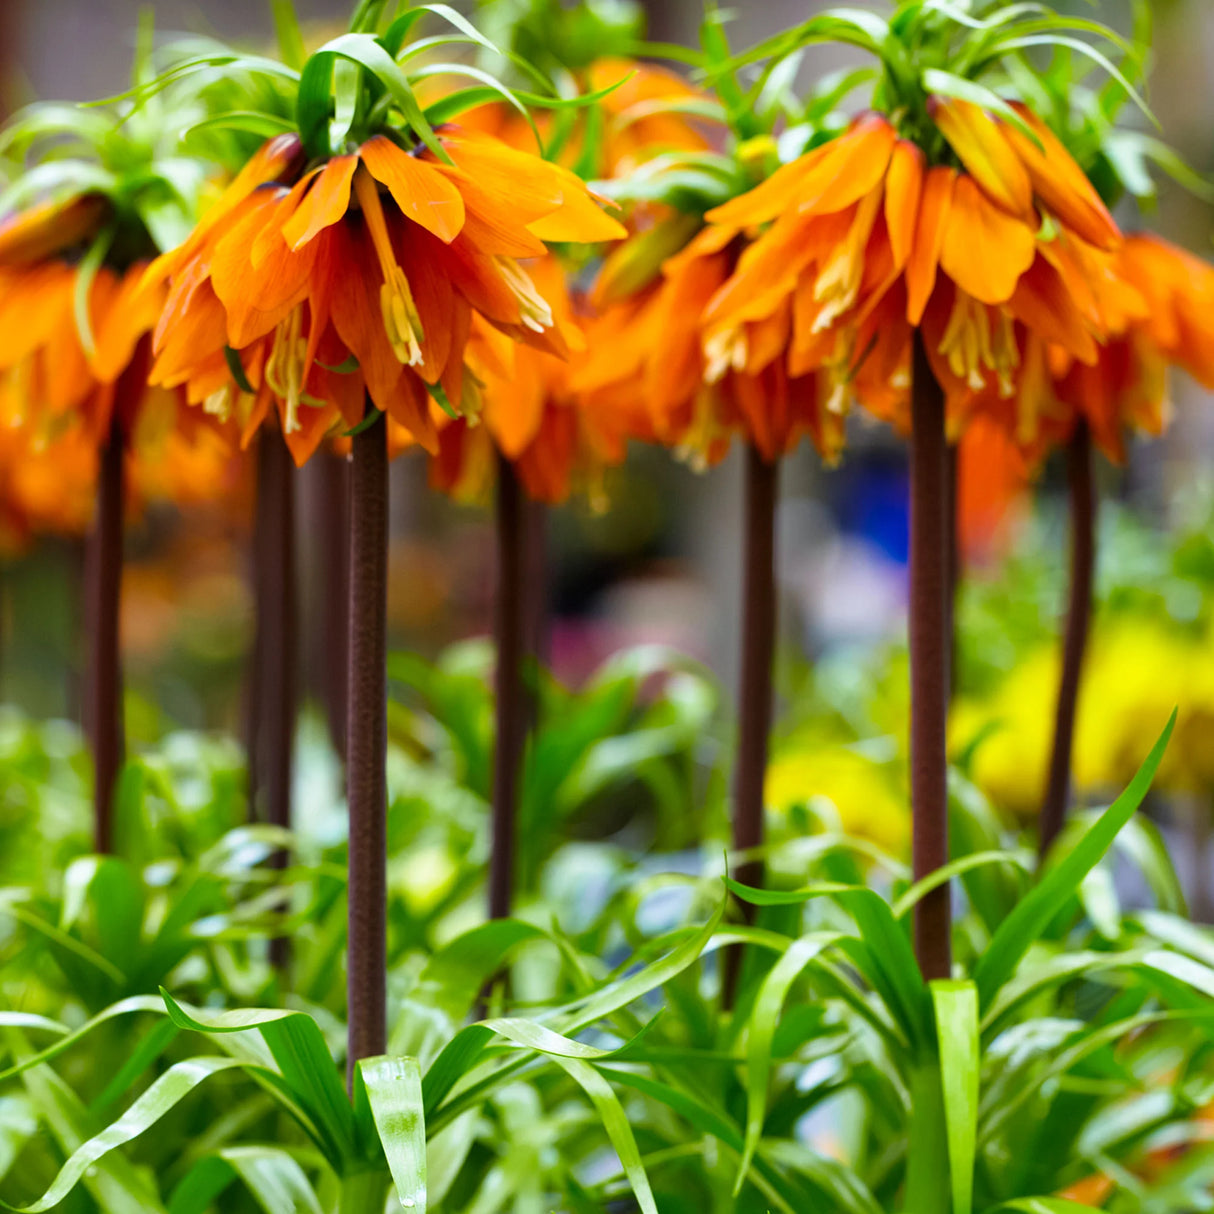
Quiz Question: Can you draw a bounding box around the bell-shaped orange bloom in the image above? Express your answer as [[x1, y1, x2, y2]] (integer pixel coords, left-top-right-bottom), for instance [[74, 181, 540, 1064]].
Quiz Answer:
[[429, 256, 628, 505], [144, 128, 625, 467], [0, 194, 180, 447], [1044, 233, 1214, 462], [701, 102, 1128, 441], [577, 218, 846, 468]]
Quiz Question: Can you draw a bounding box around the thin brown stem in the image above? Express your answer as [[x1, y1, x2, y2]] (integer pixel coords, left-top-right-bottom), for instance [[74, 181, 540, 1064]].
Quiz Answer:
[[245, 437, 270, 819], [724, 443, 778, 1006], [945, 441, 960, 699], [87, 416, 125, 855], [1039, 419, 1095, 859], [909, 334, 952, 982], [490, 453, 526, 921], [733, 443, 777, 890], [257, 426, 298, 969], [314, 449, 350, 761], [346, 411, 389, 1089]]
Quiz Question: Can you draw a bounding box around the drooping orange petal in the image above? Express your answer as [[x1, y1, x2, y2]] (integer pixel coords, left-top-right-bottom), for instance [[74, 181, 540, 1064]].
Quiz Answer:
[[179, 134, 305, 265], [150, 281, 230, 388], [930, 97, 1033, 218], [526, 174, 627, 243], [0, 263, 76, 368], [212, 191, 320, 346], [433, 167, 548, 258], [708, 113, 896, 227], [92, 261, 164, 383], [1005, 103, 1120, 251], [884, 141, 924, 270], [281, 155, 358, 250], [0, 194, 111, 266], [282, 401, 341, 466], [437, 125, 625, 243], [703, 147, 825, 229], [393, 218, 456, 384], [940, 175, 1035, 305], [905, 167, 956, 325], [359, 135, 466, 243], [432, 128, 564, 220]]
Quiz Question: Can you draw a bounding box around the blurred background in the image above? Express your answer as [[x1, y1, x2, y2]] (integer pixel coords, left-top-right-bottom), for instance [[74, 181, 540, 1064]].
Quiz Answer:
[[3, 0, 1214, 879]]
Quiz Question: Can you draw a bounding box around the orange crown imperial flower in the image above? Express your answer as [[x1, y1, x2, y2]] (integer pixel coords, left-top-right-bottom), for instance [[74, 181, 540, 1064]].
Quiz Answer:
[[0, 70, 225, 479], [700, 98, 1130, 440], [0, 191, 188, 453], [146, 125, 623, 466]]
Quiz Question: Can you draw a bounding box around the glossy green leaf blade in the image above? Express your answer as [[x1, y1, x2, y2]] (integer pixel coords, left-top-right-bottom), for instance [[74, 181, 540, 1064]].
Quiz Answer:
[[973, 711, 1175, 1009], [359, 1056, 426, 1212], [725, 878, 927, 1045], [298, 34, 449, 162], [735, 933, 839, 1194], [0, 995, 166, 1083], [0, 1057, 244, 1212], [224, 1148, 324, 1214], [161, 991, 358, 1165], [14, 1050, 164, 1214], [561, 892, 725, 1034], [552, 1058, 658, 1214], [932, 980, 979, 1214], [893, 851, 1031, 919]]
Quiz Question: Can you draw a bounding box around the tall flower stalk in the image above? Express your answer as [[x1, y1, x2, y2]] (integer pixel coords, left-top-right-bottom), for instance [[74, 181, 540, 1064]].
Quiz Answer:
[[909, 334, 951, 978], [86, 414, 126, 854], [490, 454, 526, 920], [345, 408, 389, 1079], [732, 445, 777, 902], [1039, 419, 1094, 856], [693, 1, 1136, 984], [992, 49, 1214, 855], [137, 5, 623, 1073], [0, 60, 215, 853]]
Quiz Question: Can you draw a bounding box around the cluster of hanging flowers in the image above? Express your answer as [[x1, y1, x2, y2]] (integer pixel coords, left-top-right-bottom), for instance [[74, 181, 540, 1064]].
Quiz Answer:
[[143, 121, 623, 465], [701, 97, 1133, 450], [422, 33, 716, 506], [0, 71, 240, 548]]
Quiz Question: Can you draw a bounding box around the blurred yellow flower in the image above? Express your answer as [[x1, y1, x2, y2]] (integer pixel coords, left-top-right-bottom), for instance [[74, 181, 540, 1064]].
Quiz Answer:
[[953, 616, 1214, 817], [765, 746, 909, 854]]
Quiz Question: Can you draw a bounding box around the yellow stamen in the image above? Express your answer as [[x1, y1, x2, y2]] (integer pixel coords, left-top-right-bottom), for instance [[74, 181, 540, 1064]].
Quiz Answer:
[[203, 385, 233, 422], [494, 257, 553, 334], [674, 386, 728, 473], [938, 292, 1019, 397], [704, 328, 748, 384], [353, 167, 424, 366], [812, 187, 883, 334], [265, 308, 308, 433]]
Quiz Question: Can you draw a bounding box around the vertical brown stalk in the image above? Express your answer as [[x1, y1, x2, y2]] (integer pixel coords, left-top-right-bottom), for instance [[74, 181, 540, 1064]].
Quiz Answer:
[[257, 426, 298, 969], [490, 453, 526, 921], [733, 443, 778, 892], [909, 334, 952, 982], [346, 411, 389, 1088], [245, 437, 270, 819], [724, 444, 778, 1006], [944, 442, 960, 698], [87, 416, 125, 855], [1039, 419, 1095, 859], [320, 450, 351, 761]]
